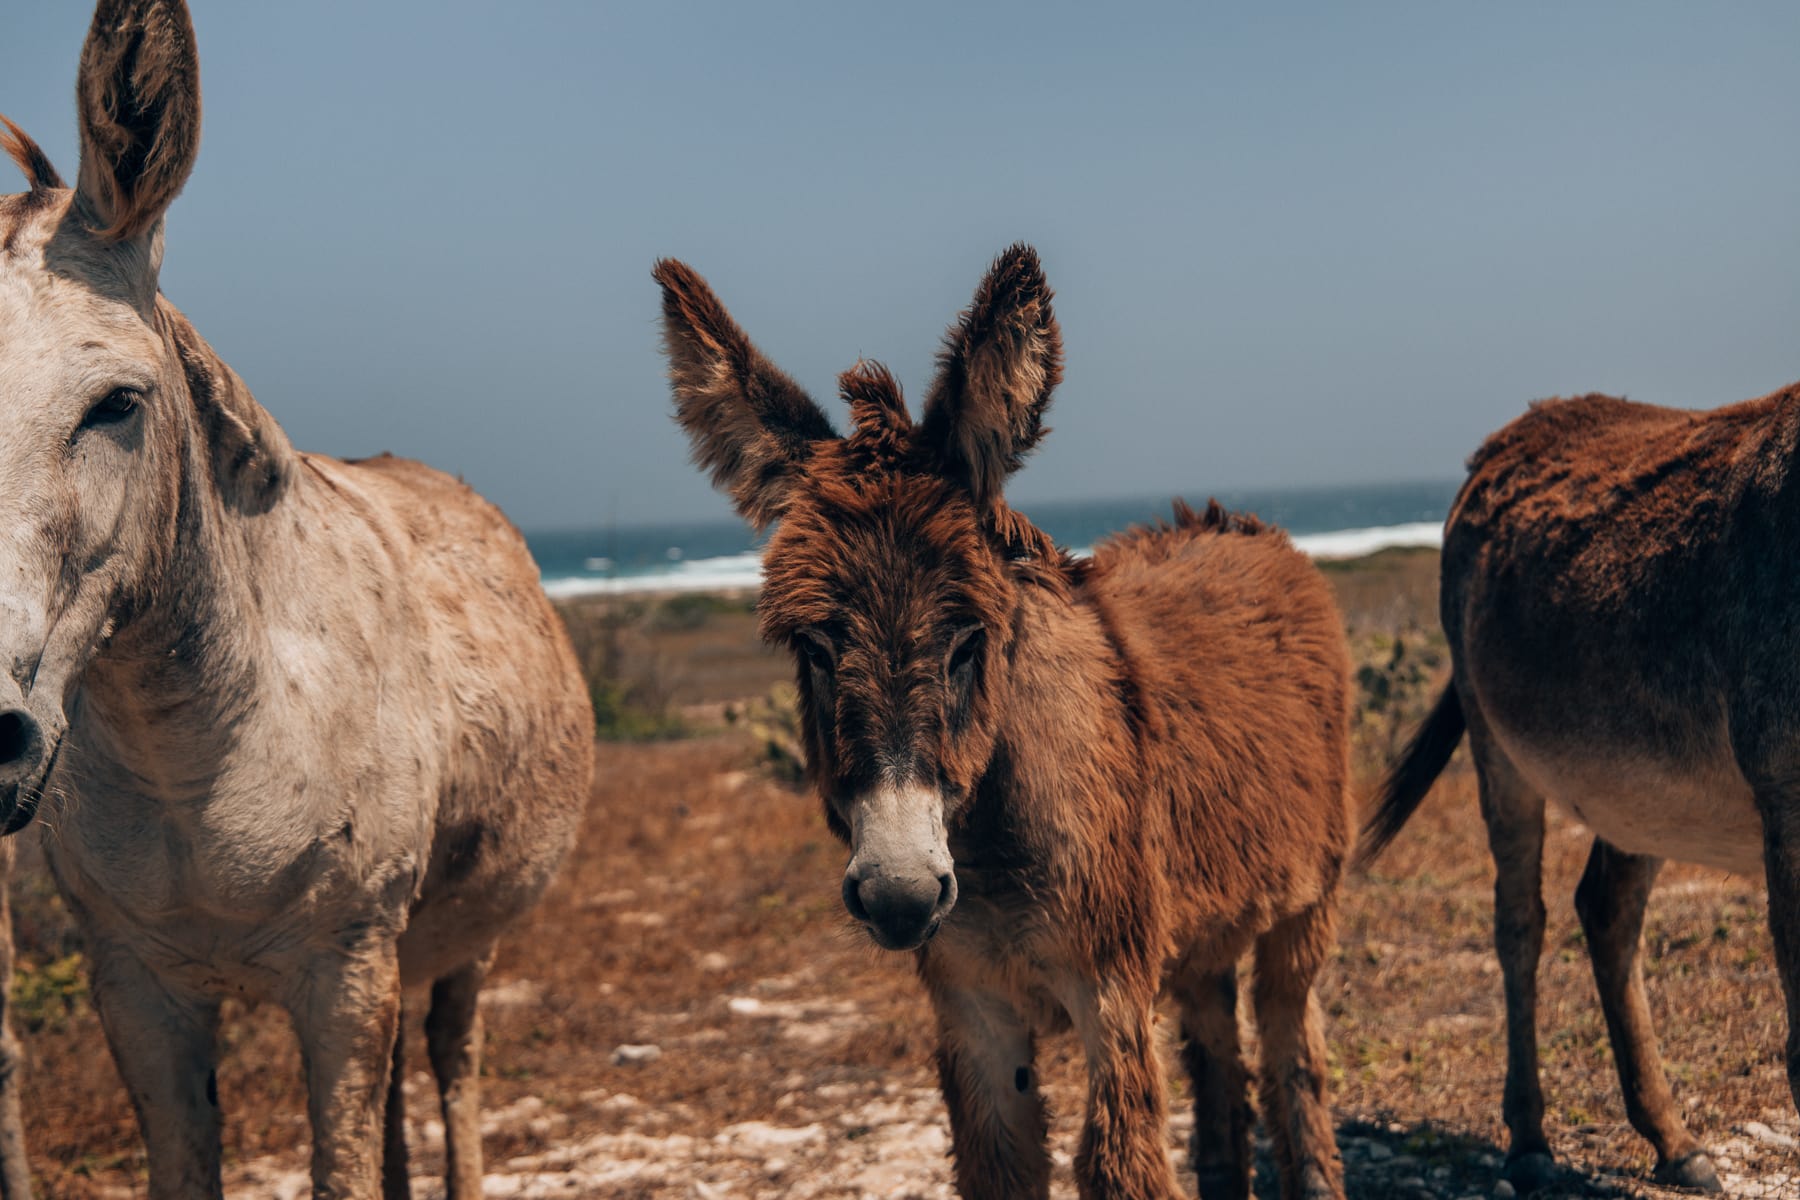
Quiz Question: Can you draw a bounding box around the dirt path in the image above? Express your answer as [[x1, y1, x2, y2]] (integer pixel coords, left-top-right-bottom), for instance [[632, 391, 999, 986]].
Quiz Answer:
[[22, 733, 1799, 1198], [221, 958, 1799, 1200]]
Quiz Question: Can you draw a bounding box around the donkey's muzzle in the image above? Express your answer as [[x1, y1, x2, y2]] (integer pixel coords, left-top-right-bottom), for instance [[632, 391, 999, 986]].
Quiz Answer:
[[842, 868, 957, 951], [0, 707, 47, 835]]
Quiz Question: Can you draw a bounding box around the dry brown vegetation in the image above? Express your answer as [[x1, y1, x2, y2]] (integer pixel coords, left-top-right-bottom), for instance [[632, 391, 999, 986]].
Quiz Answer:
[[11, 549, 1793, 1198]]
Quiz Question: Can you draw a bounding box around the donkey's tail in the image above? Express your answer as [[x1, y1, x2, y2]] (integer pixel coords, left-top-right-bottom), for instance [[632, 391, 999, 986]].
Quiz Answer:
[[1353, 685, 1466, 870]]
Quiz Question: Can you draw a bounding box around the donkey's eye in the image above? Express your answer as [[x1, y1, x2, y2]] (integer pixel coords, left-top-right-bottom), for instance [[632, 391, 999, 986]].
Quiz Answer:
[[797, 635, 834, 675], [946, 627, 984, 679], [80, 388, 142, 429]]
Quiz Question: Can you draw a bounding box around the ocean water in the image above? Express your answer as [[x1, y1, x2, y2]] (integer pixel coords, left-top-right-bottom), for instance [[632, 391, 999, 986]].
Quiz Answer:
[[527, 479, 1461, 598]]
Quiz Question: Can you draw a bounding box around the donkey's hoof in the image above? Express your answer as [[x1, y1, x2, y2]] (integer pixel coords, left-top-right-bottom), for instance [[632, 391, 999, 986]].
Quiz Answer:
[[1502, 1151, 1559, 1194], [1654, 1150, 1722, 1192]]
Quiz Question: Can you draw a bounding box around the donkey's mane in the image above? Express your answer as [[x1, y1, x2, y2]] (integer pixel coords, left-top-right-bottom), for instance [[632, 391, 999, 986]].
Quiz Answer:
[[0, 117, 65, 195], [1092, 499, 1274, 573]]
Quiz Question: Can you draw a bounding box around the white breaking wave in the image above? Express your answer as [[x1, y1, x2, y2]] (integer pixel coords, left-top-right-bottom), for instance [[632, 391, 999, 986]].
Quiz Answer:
[[541, 520, 1444, 598], [1290, 520, 1443, 560]]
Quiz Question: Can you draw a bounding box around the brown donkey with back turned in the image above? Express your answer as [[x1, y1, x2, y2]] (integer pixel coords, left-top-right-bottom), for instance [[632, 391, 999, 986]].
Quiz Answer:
[[656, 246, 1353, 1200], [1360, 384, 1800, 1193]]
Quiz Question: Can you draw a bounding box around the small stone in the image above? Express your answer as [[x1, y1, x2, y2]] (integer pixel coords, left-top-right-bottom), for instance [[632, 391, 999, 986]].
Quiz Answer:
[[1367, 1143, 1395, 1162], [697, 951, 730, 972], [1743, 1120, 1799, 1150], [610, 1043, 663, 1066], [727, 996, 764, 1016], [1493, 1181, 1516, 1200]]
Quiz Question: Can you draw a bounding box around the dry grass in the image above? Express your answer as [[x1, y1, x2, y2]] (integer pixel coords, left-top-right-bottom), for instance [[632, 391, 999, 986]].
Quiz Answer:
[[9, 552, 1793, 1197]]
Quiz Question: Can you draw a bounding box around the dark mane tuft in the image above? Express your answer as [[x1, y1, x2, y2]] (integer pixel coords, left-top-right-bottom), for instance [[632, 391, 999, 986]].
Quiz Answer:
[[1171, 497, 1266, 536], [0, 116, 66, 195], [841, 360, 913, 469]]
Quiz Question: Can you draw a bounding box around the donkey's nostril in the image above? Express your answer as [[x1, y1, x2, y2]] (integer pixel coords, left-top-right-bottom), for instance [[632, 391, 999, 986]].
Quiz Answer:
[[0, 710, 38, 769], [842, 873, 872, 923]]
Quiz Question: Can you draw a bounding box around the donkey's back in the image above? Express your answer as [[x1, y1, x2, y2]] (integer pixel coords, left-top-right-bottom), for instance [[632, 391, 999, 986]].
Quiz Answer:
[[1438, 386, 1800, 876], [1089, 500, 1352, 934]]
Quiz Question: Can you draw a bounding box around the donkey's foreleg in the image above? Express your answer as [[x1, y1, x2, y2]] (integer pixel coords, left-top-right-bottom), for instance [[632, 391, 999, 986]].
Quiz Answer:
[[289, 943, 403, 1200], [1173, 963, 1252, 1200], [88, 941, 223, 1200], [1574, 841, 1720, 1191], [1062, 974, 1182, 1200], [381, 997, 410, 1200], [426, 947, 496, 1200], [0, 841, 31, 1200], [1251, 905, 1344, 1200], [926, 980, 1050, 1200], [1470, 730, 1556, 1192]]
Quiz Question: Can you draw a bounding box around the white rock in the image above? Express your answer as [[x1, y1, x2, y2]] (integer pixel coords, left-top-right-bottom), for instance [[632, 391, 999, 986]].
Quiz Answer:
[[1742, 1120, 1799, 1150], [610, 1043, 663, 1066]]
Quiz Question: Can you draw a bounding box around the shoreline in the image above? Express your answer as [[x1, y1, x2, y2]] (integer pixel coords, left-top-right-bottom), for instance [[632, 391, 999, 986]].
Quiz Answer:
[[542, 519, 1445, 600]]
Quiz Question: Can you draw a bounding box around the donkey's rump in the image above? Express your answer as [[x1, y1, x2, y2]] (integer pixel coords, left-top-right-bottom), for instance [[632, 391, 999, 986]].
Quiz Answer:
[[1441, 392, 1789, 876]]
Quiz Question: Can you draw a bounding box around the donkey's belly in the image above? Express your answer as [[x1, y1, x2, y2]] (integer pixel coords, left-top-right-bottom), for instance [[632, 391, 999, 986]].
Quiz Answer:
[[1495, 726, 1765, 876]]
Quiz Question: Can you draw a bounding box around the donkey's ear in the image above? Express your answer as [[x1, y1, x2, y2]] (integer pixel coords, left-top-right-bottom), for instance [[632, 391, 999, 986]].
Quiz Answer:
[[654, 259, 839, 530], [74, 0, 202, 244], [918, 244, 1063, 510]]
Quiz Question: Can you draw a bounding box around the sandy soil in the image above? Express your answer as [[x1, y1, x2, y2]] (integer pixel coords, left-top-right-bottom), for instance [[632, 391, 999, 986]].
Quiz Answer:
[[12, 550, 1798, 1198]]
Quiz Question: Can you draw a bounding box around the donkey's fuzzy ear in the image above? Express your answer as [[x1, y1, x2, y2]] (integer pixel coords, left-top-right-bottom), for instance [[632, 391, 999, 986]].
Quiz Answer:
[[919, 244, 1063, 510], [74, 0, 202, 243], [654, 259, 839, 530]]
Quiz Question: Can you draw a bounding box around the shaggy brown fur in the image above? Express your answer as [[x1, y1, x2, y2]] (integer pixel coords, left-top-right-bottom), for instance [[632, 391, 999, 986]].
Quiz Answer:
[[1360, 382, 1800, 1193], [658, 246, 1353, 1200]]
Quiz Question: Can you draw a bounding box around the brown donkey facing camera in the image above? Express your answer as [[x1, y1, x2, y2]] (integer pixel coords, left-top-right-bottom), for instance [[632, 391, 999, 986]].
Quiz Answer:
[[656, 246, 1353, 1200]]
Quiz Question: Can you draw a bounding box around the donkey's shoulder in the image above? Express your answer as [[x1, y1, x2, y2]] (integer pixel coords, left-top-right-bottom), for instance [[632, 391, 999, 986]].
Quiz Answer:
[[303, 451, 537, 588], [1083, 499, 1330, 634]]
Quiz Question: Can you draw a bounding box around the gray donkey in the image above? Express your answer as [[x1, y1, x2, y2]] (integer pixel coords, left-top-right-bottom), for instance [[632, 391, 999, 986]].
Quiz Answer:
[[0, 2, 593, 1197]]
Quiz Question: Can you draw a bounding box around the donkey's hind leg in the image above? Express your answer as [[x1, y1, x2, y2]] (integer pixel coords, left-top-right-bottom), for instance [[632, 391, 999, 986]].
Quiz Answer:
[[924, 979, 1051, 1200], [1173, 962, 1252, 1200], [1467, 721, 1557, 1192], [427, 946, 496, 1200], [1251, 903, 1344, 1200], [1753, 787, 1800, 1151], [1574, 840, 1720, 1191]]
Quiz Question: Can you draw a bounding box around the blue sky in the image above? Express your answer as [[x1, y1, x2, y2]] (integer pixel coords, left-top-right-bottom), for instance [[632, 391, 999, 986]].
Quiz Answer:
[[5, 2, 1797, 530]]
